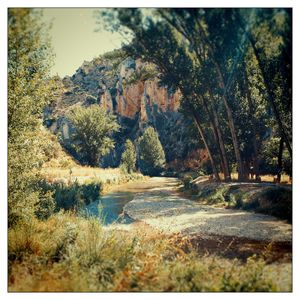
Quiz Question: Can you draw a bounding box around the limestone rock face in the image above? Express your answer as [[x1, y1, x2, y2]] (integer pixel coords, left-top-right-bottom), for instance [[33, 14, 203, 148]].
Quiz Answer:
[[98, 58, 181, 121], [45, 51, 198, 168]]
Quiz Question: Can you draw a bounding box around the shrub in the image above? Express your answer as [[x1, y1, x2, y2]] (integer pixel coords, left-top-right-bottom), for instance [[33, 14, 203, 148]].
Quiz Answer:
[[120, 140, 137, 174], [181, 175, 199, 194], [40, 180, 102, 212], [67, 105, 120, 166], [138, 127, 166, 176], [242, 187, 292, 222]]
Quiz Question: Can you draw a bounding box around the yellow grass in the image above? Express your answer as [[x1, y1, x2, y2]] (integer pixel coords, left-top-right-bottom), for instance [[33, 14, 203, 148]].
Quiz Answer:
[[40, 165, 146, 195], [8, 212, 291, 292], [221, 173, 291, 184], [41, 166, 121, 183], [42, 165, 120, 178]]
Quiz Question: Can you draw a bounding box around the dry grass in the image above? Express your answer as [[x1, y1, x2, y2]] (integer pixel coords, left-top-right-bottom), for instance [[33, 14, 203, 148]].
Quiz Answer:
[[41, 166, 121, 182], [8, 212, 292, 292], [41, 166, 145, 191], [229, 173, 291, 184]]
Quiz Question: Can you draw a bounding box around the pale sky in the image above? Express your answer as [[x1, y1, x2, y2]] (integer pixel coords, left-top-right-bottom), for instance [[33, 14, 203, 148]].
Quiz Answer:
[[42, 8, 125, 77]]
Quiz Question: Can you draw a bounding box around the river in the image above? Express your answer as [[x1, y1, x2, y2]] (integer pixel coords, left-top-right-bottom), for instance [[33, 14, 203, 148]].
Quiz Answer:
[[84, 177, 180, 225]]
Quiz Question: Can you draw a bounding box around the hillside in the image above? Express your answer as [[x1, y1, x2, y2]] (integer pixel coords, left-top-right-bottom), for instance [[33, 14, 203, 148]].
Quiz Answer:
[[44, 50, 204, 169]]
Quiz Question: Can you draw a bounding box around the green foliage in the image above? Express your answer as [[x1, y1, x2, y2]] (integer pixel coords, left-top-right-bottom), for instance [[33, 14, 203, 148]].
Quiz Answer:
[[34, 188, 56, 220], [67, 105, 120, 166], [240, 187, 292, 223], [120, 139, 136, 173], [195, 182, 292, 222], [40, 180, 102, 212], [123, 63, 157, 86], [138, 127, 166, 176], [104, 8, 292, 181], [181, 175, 199, 194], [8, 8, 59, 225], [261, 136, 291, 174]]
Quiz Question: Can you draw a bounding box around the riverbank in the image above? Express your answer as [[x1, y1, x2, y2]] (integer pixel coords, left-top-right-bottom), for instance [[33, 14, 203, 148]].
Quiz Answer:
[[8, 177, 292, 291], [124, 177, 292, 242], [8, 211, 292, 292], [183, 177, 292, 222], [38, 165, 146, 218]]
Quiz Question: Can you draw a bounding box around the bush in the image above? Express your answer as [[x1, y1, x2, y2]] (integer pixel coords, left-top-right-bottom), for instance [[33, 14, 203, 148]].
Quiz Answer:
[[35, 190, 56, 220], [242, 187, 292, 222], [120, 140, 136, 173], [138, 127, 166, 176], [40, 180, 103, 212], [67, 105, 120, 166], [181, 175, 199, 194]]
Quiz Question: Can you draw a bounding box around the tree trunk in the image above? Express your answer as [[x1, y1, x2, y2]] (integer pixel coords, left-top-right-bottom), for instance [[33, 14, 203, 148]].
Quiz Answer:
[[207, 91, 232, 181], [244, 68, 260, 179], [277, 136, 284, 183], [201, 97, 231, 181], [193, 25, 246, 180], [214, 64, 246, 181], [209, 117, 227, 177], [247, 35, 292, 158], [201, 99, 225, 175], [192, 111, 220, 181]]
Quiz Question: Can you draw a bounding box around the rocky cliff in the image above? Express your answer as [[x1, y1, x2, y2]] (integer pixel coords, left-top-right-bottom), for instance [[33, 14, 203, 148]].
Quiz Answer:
[[45, 50, 200, 168]]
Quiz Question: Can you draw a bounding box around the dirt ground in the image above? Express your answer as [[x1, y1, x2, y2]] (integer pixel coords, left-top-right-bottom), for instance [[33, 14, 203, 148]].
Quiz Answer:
[[122, 177, 292, 263]]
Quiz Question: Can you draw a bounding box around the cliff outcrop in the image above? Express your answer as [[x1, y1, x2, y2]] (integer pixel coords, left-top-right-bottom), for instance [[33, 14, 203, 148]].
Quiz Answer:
[[45, 50, 199, 168]]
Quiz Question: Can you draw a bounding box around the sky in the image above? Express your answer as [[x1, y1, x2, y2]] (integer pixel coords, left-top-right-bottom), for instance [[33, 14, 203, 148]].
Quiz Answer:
[[42, 8, 125, 77]]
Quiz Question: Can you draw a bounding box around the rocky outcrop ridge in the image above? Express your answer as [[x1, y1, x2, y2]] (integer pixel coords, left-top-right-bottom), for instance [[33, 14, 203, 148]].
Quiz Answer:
[[45, 51, 199, 167]]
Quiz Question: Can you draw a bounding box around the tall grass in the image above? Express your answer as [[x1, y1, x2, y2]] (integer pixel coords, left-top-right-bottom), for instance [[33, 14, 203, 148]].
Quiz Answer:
[[39, 166, 145, 213], [8, 212, 291, 292], [41, 166, 127, 184]]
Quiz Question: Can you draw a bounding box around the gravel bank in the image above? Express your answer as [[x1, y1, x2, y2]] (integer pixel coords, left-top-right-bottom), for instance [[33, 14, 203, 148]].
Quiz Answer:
[[124, 178, 292, 242]]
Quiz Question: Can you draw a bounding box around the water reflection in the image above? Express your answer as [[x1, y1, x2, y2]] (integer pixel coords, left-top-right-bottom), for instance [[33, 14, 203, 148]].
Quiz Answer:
[[85, 192, 135, 225]]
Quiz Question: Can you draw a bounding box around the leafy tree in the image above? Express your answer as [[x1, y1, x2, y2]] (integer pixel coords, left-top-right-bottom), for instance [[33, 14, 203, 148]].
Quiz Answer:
[[106, 9, 222, 180], [241, 8, 292, 157], [138, 127, 166, 175], [101, 8, 291, 182], [67, 105, 120, 166], [8, 8, 57, 225], [120, 139, 136, 173]]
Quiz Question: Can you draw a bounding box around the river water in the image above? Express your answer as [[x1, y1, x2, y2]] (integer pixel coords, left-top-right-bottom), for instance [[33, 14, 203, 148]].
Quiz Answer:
[[84, 191, 135, 225], [84, 177, 179, 225]]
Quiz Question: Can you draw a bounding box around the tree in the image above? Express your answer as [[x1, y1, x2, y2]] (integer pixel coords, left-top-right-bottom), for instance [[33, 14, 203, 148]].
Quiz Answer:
[[138, 127, 166, 176], [102, 9, 234, 181], [67, 105, 120, 166], [101, 8, 291, 181], [120, 139, 136, 173], [241, 9, 292, 157], [157, 8, 246, 180], [8, 8, 57, 225]]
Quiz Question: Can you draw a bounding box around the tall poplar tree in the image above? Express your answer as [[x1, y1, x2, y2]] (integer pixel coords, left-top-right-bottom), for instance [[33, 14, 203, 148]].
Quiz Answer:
[[8, 9, 57, 225]]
